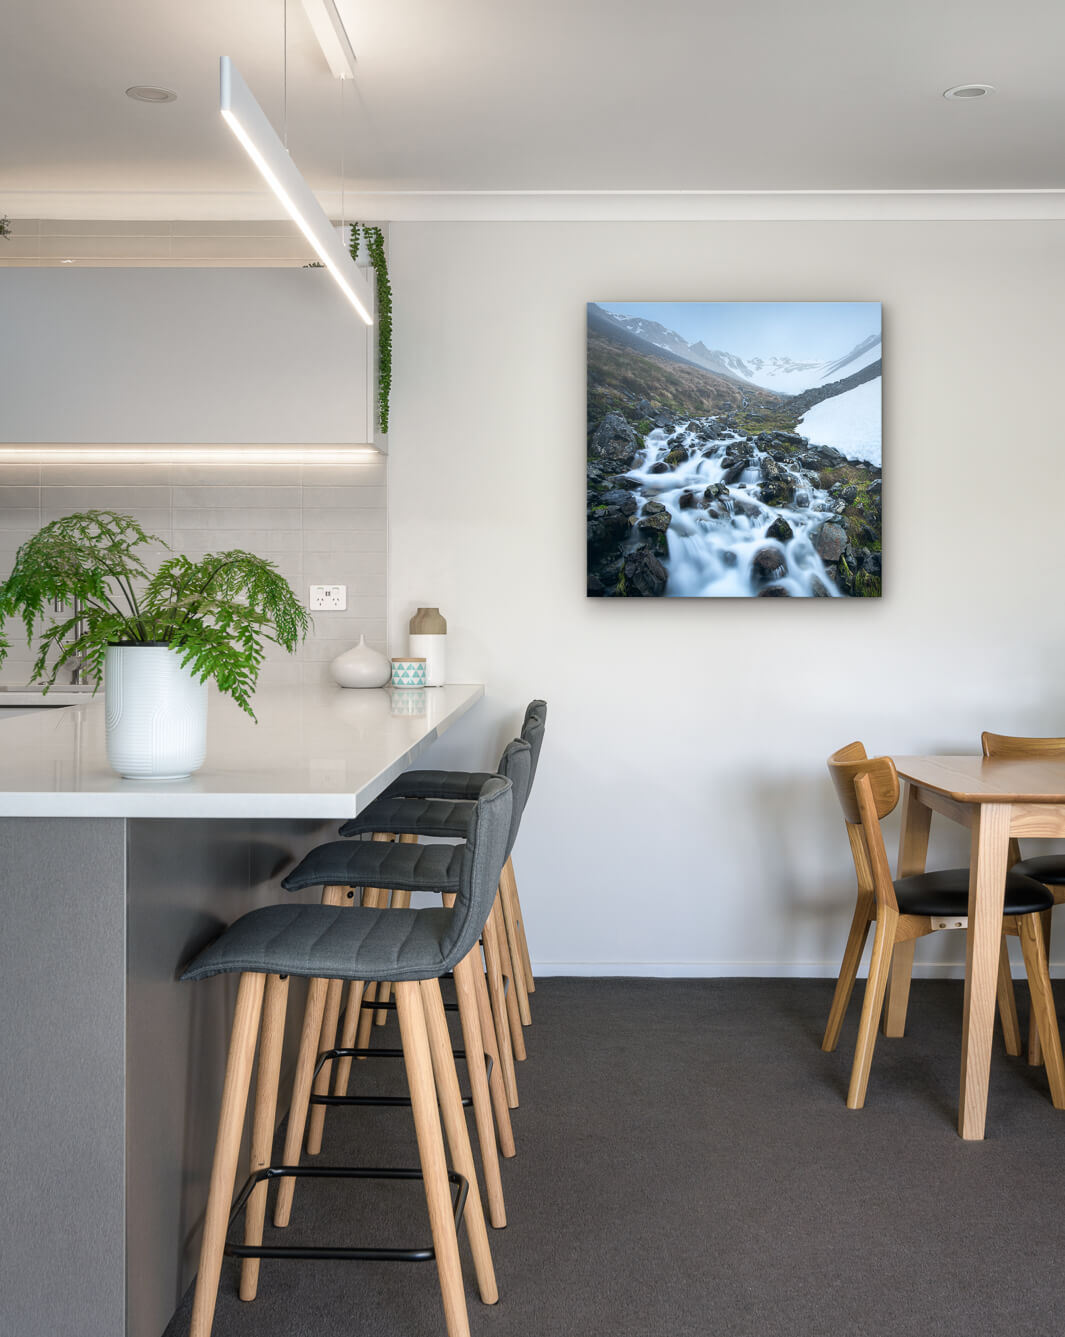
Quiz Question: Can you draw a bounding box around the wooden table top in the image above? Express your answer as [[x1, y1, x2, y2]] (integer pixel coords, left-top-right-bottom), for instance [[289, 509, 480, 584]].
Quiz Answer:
[[893, 755, 1065, 804]]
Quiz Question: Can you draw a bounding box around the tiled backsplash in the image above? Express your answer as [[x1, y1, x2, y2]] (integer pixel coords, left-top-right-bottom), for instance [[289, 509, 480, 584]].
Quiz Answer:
[[0, 456, 387, 686]]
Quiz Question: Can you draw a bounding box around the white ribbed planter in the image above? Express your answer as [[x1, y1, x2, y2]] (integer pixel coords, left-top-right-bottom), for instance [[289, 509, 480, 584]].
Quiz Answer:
[[105, 644, 208, 780]]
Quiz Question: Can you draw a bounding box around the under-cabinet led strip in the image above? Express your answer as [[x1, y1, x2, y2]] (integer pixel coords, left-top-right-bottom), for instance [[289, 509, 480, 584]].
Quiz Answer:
[[0, 447, 379, 465]]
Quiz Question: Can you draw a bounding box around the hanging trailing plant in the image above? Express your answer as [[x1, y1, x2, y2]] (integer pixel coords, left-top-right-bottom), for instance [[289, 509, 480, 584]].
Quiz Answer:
[[350, 222, 392, 435]]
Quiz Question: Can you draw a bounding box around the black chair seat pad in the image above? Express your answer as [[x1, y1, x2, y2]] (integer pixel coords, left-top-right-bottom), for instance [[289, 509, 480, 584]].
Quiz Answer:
[[1012, 854, 1065, 887], [181, 904, 454, 983], [339, 795, 475, 841], [893, 868, 1053, 918], [379, 769, 497, 803], [282, 838, 461, 895]]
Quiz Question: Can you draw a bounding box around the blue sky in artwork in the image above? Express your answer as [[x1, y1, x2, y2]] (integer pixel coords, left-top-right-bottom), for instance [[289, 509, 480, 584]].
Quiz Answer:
[[598, 301, 881, 361]]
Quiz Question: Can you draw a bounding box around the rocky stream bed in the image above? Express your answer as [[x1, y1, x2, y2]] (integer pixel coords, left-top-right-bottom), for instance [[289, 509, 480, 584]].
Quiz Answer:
[[587, 405, 882, 598]]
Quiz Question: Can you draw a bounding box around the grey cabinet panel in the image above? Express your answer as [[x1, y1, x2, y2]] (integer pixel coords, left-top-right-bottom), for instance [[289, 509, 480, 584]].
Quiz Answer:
[[0, 269, 372, 444]]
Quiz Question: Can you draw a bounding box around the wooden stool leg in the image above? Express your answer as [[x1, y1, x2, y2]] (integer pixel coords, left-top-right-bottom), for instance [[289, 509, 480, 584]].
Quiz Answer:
[[491, 898, 527, 1062], [847, 909, 898, 1110], [354, 884, 389, 1055], [504, 856, 535, 993], [331, 978, 367, 1098], [883, 939, 916, 1038], [395, 980, 473, 1337], [472, 937, 519, 1130], [377, 885, 413, 1024], [240, 973, 290, 1301], [1017, 912, 1065, 1107], [478, 898, 520, 1103], [497, 865, 531, 1026], [189, 973, 266, 1337], [1027, 908, 1053, 1065], [421, 975, 499, 1300], [273, 976, 328, 1228], [997, 935, 1023, 1058], [305, 886, 352, 1156], [822, 892, 874, 1052], [452, 949, 507, 1227]]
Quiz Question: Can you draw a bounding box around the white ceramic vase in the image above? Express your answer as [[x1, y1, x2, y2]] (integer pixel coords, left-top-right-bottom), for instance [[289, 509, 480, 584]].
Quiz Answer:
[[105, 644, 208, 780], [331, 634, 391, 688]]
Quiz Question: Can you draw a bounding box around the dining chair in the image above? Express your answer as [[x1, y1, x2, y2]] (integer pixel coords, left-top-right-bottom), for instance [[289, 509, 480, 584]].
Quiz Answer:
[[821, 741, 1065, 1110], [981, 731, 1065, 1064]]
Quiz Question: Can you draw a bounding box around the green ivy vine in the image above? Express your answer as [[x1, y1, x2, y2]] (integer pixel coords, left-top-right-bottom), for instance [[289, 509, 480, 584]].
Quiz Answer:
[[350, 223, 392, 435]]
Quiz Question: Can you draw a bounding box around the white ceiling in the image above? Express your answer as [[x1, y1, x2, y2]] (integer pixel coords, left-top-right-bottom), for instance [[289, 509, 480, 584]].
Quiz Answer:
[[1, 0, 1063, 217]]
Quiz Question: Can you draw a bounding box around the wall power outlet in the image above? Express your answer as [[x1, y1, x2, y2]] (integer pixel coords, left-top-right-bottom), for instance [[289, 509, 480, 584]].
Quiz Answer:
[[309, 584, 347, 611]]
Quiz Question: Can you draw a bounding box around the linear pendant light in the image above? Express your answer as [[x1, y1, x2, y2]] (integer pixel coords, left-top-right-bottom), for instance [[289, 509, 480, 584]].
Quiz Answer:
[[300, 0, 357, 80], [219, 56, 373, 325]]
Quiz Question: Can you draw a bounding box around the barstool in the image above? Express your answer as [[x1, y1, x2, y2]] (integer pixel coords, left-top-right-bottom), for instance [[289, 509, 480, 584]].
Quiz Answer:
[[181, 776, 513, 1337], [276, 739, 532, 1229], [363, 699, 547, 1039], [340, 704, 545, 1078]]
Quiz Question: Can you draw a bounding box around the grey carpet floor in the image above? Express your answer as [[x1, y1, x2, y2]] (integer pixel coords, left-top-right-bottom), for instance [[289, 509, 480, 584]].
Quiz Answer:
[[163, 978, 1065, 1337]]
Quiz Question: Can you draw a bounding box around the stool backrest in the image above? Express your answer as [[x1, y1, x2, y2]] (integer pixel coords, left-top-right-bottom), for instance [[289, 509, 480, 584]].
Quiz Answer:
[[496, 738, 532, 860], [827, 741, 901, 915], [522, 699, 547, 789], [441, 774, 514, 968]]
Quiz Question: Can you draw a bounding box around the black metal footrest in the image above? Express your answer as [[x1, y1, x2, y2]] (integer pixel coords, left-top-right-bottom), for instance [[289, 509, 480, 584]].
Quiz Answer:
[[224, 1164, 468, 1262], [359, 996, 460, 1013], [309, 1046, 492, 1108]]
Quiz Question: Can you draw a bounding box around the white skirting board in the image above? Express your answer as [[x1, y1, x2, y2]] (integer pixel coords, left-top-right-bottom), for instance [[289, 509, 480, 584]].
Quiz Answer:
[[529, 959, 1065, 980]]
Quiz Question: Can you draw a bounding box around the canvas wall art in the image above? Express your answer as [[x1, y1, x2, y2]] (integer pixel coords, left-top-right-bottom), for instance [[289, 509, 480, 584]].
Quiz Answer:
[[586, 302, 882, 598]]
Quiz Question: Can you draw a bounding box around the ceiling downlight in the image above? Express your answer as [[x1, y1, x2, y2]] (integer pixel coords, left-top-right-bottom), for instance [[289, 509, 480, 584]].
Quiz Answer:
[[125, 85, 178, 103], [943, 84, 995, 100]]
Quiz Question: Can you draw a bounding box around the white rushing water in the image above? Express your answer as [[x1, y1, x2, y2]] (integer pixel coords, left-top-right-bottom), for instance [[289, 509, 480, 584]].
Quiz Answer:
[[624, 421, 847, 597]]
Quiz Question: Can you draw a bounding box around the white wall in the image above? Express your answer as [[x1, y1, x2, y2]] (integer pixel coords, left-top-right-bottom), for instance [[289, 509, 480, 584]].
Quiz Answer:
[[387, 219, 1065, 977]]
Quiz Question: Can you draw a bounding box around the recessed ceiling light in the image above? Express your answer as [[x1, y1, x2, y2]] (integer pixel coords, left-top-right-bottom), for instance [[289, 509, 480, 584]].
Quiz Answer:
[[943, 83, 995, 99], [125, 85, 178, 103], [60, 259, 75, 264]]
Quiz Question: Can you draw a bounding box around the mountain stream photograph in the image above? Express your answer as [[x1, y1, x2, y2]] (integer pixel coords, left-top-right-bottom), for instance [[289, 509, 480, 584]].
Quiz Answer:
[[586, 301, 882, 598]]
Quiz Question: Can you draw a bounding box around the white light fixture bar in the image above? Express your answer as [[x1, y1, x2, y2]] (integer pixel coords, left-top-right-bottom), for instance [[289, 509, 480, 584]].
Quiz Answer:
[[301, 0, 357, 79], [0, 446, 379, 465], [219, 56, 373, 325]]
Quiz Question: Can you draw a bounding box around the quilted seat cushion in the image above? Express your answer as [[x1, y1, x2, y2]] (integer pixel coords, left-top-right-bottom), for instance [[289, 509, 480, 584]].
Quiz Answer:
[[282, 838, 461, 895], [339, 796, 475, 841], [893, 868, 1054, 918], [181, 903, 455, 983], [379, 769, 497, 803], [1013, 855, 1065, 887]]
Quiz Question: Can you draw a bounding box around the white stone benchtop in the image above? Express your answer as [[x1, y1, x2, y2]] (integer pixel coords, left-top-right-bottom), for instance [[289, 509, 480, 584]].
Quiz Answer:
[[0, 682, 484, 818]]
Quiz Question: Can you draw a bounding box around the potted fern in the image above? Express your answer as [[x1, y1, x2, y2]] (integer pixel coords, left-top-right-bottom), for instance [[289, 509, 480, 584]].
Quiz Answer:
[[0, 511, 309, 779]]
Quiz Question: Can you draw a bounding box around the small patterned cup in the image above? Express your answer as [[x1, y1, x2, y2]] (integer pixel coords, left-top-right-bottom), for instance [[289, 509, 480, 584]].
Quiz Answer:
[[390, 657, 427, 688]]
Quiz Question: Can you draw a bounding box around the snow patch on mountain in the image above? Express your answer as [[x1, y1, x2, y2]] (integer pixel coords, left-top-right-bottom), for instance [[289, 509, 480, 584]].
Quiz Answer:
[[798, 379, 882, 466]]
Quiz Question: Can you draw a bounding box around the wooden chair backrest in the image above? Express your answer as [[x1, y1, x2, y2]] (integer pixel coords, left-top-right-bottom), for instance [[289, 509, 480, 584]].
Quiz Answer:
[[981, 731, 1065, 760], [827, 742, 900, 913]]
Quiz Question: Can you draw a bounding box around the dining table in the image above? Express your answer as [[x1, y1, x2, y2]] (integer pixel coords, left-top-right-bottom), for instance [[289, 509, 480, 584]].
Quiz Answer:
[[892, 755, 1065, 1139]]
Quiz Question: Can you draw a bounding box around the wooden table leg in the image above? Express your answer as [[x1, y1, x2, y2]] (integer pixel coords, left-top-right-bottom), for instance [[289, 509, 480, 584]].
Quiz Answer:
[[884, 784, 932, 1037], [959, 803, 1010, 1140]]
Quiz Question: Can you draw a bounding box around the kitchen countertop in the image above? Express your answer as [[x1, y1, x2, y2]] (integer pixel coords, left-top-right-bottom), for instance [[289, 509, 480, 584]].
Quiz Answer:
[[0, 682, 484, 818], [0, 685, 99, 707]]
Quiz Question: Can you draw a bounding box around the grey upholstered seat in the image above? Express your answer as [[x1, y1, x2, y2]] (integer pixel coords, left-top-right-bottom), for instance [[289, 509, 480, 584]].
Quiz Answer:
[[370, 700, 546, 807], [342, 735, 534, 851], [182, 776, 512, 984], [285, 738, 531, 895], [281, 836, 463, 895]]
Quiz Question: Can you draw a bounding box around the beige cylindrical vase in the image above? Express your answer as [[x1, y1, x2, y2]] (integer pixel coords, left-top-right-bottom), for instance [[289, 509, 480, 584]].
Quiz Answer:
[[408, 606, 447, 687]]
